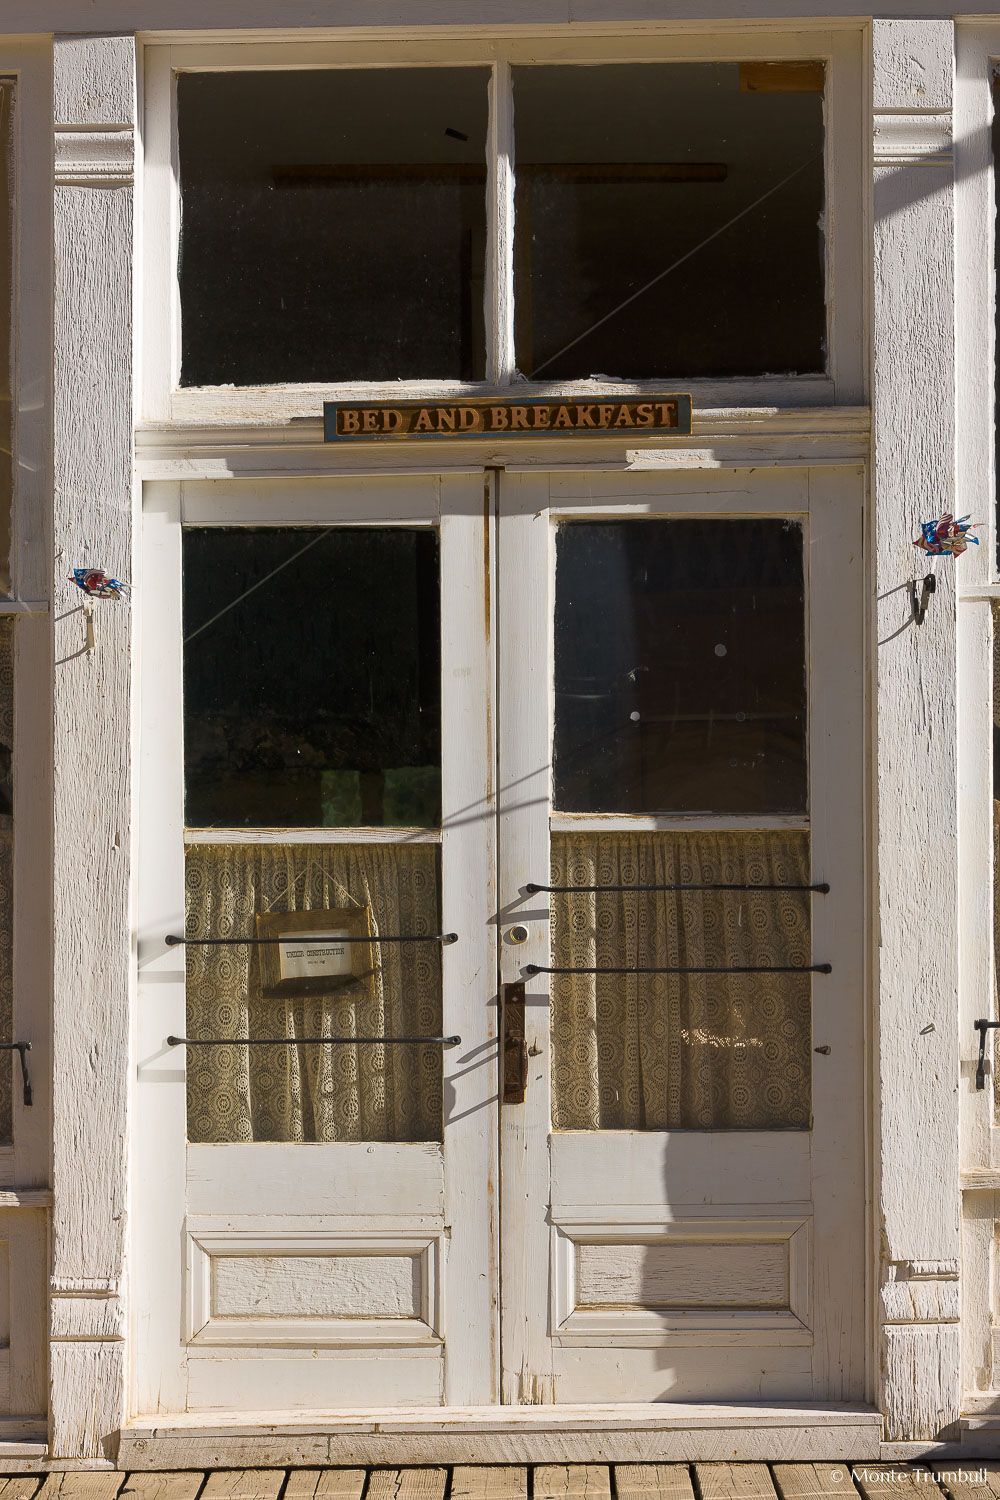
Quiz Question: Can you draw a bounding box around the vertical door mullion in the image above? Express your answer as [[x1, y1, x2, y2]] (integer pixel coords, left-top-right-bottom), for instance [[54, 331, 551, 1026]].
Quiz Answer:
[[440, 473, 501, 1404], [497, 470, 555, 1402], [486, 61, 515, 386]]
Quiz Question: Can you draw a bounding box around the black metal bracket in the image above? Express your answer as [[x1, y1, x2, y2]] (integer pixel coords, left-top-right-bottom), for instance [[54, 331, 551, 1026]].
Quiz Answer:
[[910, 573, 937, 626], [526, 882, 829, 895], [167, 1033, 460, 1048], [0, 1043, 31, 1106], [166, 933, 458, 947], [975, 1019, 1000, 1089], [525, 963, 831, 976]]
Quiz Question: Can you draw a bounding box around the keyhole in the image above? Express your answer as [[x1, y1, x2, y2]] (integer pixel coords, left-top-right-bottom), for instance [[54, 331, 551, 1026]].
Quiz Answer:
[[508, 925, 529, 944]]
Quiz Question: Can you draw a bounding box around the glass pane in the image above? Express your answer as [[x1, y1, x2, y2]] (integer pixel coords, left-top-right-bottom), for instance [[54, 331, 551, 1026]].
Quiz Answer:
[[178, 69, 489, 385], [553, 518, 806, 814], [185, 843, 443, 1143], [512, 63, 825, 381], [183, 528, 441, 828], [550, 830, 812, 1131]]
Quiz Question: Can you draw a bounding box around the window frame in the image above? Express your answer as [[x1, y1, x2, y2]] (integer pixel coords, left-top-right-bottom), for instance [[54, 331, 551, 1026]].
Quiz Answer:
[[140, 27, 865, 425]]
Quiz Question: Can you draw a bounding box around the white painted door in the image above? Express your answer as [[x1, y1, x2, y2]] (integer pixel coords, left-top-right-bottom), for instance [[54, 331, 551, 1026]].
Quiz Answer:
[[135, 473, 498, 1414], [497, 465, 866, 1404]]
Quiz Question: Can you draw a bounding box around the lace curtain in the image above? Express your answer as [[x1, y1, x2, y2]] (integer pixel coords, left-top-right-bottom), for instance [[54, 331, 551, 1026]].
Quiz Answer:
[[550, 829, 812, 1130], [185, 842, 442, 1143]]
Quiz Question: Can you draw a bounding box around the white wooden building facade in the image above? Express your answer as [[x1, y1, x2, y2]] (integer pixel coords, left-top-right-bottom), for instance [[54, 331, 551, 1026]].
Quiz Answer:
[[0, 0, 996, 1470]]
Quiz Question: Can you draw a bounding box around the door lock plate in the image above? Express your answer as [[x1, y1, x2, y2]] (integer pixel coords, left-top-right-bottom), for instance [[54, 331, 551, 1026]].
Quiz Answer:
[[503, 981, 527, 1103]]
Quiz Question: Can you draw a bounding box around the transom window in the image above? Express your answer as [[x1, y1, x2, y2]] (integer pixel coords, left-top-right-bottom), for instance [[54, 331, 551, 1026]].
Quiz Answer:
[[174, 58, 827, 389]]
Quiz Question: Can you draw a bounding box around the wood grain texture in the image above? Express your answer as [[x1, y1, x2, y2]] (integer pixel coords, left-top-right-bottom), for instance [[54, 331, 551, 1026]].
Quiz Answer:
[[931, 1463, 1000, 1500], [694, 1466, 777, 1500], [451, 1469, 528, 1500], [365, 1472, 448, 1500], [210, 1253, 420, 1318], [872, 16, 962, 1445], [0, 1483, 43, 1500], [851, 1466, 935, 1497], [772, 1467, 855, 1500], [35, 1478, 124, 1500], [118, 1478, 204, 1500], [532, 1469, 611, 1499], [53, 34, 135, 126], [283, 1473, 367, 1500], [201, 1474, 283, 1500], [51, 30, 136, 1460], [614, 1465, 696, 1500], [575, 1241, 787, 1309]]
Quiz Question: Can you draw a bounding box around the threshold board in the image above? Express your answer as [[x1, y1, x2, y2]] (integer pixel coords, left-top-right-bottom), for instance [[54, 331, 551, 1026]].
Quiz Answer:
[[119, 1405, 882, 1468]]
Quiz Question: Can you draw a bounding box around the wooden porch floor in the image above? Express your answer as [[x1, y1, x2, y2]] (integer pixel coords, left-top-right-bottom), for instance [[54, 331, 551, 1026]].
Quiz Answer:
[[1, 1466, 998, 1500]]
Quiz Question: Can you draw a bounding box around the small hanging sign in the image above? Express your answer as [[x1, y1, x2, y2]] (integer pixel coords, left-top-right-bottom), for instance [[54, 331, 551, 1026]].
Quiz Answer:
[[324, 395, 692, 442]]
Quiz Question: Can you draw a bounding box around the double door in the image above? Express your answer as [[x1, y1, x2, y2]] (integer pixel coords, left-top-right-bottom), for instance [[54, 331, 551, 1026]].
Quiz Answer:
[[135, 464, 865, 1415]]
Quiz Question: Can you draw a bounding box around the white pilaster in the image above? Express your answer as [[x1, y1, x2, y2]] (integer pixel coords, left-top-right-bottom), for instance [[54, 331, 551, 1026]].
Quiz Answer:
[[50, 33, 136, 1459], [872, 18, 962, 1442]]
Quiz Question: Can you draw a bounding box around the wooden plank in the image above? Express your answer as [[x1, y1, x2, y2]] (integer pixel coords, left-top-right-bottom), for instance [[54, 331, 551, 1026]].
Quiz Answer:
[[695, 1467, 778, 1500], [35, 1480, 125, 1500], [615, 1466, 696, 1500], [119, 1478, 205, 1500], [451, 1470, 528, 1500], [0, 1481, 44, 1500], [533, 1469, 612, 1500], [283, 1473, 367, 1500], [365, 1473, 448, 1500], [200, 1475, 284, 1500], [931, 1463, 1000, 1500], [773, 1467, 858, 1500], [851, 1468, 934, 1499]]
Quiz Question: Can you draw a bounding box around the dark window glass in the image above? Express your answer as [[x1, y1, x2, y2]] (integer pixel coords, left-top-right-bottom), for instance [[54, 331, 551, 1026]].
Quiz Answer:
[[183, 528, 441, 827], [512, 63, 825, 381], [178, 69, 489, 385], [553, 519, 807, 814]]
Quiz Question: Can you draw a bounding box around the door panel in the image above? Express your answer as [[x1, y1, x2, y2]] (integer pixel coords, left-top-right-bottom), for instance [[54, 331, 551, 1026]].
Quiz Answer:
[[135, 474, 497, 1414], [497, 467, 865, 1404]]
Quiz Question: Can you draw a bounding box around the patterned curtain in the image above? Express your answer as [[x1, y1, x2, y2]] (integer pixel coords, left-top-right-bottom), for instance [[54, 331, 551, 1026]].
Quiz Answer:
[[184, 843, 442, 1143], [550, 829, 812, 1130]]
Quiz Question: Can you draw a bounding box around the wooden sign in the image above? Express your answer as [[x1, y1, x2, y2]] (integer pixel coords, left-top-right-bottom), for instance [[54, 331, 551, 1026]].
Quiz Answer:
[[324, 395, 692, 442]]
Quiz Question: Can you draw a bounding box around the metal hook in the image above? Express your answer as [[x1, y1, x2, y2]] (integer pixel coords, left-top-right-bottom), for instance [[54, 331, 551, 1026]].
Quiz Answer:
[[909, 573, 936, 625], [974, 1019, 1000, 1089]]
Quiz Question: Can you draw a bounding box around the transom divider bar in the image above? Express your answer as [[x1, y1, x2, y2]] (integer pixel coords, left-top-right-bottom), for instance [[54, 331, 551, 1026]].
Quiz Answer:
[[526, 882, 830, 894], [167, 1034, 461, 1048], [165, 933, 458, 947], [526, 963, 832, 975]]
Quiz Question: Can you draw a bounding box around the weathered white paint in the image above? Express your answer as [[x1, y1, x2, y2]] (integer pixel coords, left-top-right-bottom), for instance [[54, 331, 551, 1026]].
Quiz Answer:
[[51, 32, 136, 1459], [871, 18, 962, 1444], [575, 1242, 788, 1310], [498, 466, 865, 1404], [210, 1255, 420, 1320], [135, 470, 496, 1413]]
